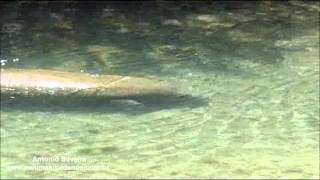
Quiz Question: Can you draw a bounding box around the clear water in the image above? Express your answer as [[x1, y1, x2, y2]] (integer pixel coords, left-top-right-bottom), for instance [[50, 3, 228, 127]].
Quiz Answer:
[[1, 1, 319, 178]]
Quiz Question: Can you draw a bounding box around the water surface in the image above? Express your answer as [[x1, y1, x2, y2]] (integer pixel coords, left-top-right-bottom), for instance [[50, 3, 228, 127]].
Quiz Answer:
[[1, 1, 319, 178]]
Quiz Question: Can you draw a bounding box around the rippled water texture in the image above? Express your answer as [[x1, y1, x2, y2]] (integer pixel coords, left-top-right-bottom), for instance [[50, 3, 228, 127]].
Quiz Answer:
[[1, 1, 319, 178]]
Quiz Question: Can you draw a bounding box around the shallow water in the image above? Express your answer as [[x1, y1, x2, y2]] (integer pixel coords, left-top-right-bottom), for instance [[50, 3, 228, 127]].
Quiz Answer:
[[1, 1, 319, 178]]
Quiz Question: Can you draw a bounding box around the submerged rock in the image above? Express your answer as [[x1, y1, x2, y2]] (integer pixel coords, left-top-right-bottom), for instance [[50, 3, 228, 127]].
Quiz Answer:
[[86, 45, 124, 67], [162, 19, 183, 26], [0, 68, 178, 98]]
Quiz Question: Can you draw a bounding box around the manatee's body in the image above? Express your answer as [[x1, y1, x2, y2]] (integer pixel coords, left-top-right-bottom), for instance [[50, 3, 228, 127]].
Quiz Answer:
[[0, 68, 177, 98]]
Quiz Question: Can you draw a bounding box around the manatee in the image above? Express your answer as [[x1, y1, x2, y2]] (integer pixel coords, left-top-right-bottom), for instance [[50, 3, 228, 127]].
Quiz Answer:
[[0, 68, 178, 98]]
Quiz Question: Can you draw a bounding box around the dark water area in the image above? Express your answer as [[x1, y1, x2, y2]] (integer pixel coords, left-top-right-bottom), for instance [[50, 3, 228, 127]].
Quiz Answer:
[[1, 1, 319, 178]]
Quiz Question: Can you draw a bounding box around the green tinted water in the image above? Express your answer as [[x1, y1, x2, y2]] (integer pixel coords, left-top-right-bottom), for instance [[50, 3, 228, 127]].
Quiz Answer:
[[1, 1, 319, 178]]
